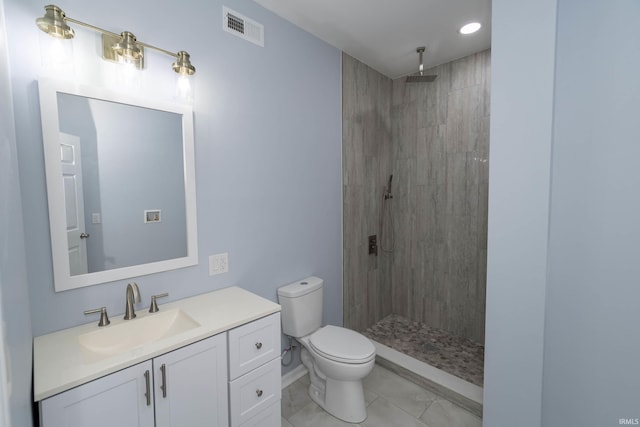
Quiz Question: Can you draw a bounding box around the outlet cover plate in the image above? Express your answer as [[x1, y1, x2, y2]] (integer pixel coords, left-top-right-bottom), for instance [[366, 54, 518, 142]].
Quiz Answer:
[[209, 253, 229, 276]]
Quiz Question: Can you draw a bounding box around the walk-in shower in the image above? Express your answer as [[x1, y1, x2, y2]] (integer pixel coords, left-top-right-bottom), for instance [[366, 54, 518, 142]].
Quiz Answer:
[[342, 48, 490, 406], [367, 170, 485, 388]]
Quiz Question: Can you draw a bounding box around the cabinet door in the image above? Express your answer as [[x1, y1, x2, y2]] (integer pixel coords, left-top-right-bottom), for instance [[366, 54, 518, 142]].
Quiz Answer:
[[39, 361, 154, 427], [154, 333, 228, 427]]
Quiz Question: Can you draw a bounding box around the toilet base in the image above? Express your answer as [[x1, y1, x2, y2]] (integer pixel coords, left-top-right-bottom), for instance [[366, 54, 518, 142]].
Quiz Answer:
[[307, 378, 367, 423], [300, 347, 369, 423], [324, 378, 367, 423]]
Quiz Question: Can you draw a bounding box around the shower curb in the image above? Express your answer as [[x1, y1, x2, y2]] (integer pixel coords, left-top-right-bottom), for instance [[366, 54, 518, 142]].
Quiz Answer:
[[372, 340, 483, 418]]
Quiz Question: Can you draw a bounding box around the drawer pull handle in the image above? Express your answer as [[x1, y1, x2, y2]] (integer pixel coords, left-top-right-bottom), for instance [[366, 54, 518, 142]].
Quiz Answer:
[[160, 363, 167, 398], [256, 389, 263, 397], [255, 342, 263, 349], [144, 370, 151, 406]]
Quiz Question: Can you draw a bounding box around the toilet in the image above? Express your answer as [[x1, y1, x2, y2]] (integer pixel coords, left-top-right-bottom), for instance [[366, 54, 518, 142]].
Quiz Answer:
[[277, 276, 376, 423]]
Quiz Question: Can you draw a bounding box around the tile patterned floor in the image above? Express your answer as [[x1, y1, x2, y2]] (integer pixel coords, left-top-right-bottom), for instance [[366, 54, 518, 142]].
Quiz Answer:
[[362, 315, 485, 386], [281, 364, 482, 427]]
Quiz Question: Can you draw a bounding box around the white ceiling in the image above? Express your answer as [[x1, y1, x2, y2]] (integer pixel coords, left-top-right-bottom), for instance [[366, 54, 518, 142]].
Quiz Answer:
[[253, 0, 491, 79]]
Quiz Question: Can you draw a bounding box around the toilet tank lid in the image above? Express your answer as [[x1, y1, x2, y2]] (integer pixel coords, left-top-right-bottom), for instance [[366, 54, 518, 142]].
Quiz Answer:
[[277, 276, 323, 297]]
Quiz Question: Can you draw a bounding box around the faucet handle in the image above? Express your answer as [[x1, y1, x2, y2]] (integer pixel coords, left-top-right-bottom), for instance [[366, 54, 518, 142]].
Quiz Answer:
[[149, 293, 169, 313], [84, 307, 110, 327]]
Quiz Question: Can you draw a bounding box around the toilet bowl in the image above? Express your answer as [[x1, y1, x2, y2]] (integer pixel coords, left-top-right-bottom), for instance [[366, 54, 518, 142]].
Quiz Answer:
[[277, 277, 376, 423], [299, 326, 375, 422]]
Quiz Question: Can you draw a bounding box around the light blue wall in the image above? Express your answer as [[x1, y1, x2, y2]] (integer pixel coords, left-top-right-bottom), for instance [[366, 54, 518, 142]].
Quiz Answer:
[[542, 0, 640, 424], [486, 0, 640, 425], [5, 0, 342, 356], [484, 0, 557, 425], [0, 0, 34, 425]]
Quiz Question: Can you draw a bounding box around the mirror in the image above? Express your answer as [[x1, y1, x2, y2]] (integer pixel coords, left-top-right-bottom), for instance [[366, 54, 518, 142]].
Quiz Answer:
[[38, 79, 198, 292]]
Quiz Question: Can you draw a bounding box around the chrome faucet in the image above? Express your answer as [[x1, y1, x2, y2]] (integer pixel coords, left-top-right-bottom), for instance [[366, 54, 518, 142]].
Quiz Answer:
[[124, 282, 140, 320]]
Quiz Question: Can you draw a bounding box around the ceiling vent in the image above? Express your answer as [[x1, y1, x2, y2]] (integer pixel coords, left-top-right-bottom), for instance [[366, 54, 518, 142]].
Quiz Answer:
[[222, 6, 264, 47]]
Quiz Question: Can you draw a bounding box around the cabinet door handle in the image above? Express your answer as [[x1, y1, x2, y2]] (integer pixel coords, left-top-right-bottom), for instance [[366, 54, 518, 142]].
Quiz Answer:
[[160, 363, 167, 398], [144, 370, 151, 406], [255, 342, 263, 350], [256, 389, 263, 397]]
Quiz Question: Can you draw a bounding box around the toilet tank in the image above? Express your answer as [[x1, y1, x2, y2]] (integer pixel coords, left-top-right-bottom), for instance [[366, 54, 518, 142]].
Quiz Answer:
[[277, 276, 323, 338]]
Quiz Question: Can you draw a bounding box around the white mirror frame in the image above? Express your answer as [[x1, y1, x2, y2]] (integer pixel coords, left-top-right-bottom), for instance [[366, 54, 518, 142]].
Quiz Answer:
[[38, 78, 198, 292]]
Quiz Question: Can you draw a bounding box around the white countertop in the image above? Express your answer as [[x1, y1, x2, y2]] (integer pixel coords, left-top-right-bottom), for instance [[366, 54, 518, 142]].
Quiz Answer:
[[33, 286, 281, 401]]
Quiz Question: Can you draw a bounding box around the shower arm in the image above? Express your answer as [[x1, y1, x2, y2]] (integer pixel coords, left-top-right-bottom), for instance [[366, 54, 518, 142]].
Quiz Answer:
[[418, 48, 424, 75]]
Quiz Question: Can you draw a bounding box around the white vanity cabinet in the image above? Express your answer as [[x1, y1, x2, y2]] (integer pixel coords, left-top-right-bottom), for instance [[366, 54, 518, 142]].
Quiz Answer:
[[40, 361, 155, 427], [39, 333, 228, 427], [228, 313, 282, 427], [34, 287, 282, 427]]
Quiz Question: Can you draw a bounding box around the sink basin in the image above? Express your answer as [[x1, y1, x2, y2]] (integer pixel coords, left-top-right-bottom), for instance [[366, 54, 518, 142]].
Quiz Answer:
[[78, 309, 200, 362]]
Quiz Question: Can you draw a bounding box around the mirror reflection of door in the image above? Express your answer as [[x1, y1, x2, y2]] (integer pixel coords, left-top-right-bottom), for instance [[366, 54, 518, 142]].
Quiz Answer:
[[60, 132, 88, 275]]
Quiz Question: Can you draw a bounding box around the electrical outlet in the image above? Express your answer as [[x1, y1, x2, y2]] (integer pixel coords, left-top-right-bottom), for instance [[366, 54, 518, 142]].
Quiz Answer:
[[209, 253, 229, 276]]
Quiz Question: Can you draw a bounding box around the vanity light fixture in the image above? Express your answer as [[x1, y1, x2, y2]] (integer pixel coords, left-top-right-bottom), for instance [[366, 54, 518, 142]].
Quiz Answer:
[[36, 4, 196, 76], [109, 31, 143, 64], [459, 22, 482, 35]]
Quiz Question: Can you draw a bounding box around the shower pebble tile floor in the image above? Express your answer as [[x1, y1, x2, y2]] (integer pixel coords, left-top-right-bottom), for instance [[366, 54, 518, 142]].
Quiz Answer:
[[281, 364, 482, 427], [362, 314, 484, 387]]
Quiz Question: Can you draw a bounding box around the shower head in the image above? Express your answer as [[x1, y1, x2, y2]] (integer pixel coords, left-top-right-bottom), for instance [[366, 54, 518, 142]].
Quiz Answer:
[[384, 174, 393, 200], [406, 47, 437, 83], [406, 75, 437, 83]]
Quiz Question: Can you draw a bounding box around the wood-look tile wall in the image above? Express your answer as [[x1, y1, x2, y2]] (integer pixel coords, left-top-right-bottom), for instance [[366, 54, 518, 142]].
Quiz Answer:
[[342, 53, 393, 332], [343, 50, 490, 344], [391, 50, 490, 344]]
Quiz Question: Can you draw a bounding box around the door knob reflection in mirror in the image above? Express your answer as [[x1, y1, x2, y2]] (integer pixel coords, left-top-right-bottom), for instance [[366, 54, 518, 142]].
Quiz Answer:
[[80, 233, 90, 239]]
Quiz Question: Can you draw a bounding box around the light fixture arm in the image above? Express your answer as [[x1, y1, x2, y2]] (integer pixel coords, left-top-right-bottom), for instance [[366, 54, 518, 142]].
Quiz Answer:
[[64, 17, 177, 58], [137, 41, 178, 59], [64, 17, 121, 40]]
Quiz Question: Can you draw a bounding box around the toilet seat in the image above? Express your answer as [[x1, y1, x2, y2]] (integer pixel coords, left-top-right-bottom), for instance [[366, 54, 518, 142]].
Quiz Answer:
[[309, 325, 375, 364]]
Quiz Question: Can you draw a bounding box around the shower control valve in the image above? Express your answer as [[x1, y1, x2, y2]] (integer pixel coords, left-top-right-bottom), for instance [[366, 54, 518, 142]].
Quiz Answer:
[[368, 235, 378, 256]]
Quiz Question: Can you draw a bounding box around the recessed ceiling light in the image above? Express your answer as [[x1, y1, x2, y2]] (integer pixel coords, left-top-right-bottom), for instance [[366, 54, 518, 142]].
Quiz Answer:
[[459, 22, 482, 35]]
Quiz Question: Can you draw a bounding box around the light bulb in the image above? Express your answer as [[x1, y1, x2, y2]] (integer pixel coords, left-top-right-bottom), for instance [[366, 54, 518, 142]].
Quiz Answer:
[[175, 74, 193, 103], [115, 61, 141, 92], [39, 31, 74, 73]]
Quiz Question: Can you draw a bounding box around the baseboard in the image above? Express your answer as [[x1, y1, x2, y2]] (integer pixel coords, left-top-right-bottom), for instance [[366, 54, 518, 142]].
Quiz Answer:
[[281, 364, 308, 389]]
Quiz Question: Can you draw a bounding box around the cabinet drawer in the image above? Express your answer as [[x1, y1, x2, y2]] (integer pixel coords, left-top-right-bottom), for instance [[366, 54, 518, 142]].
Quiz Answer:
[[239, 400, 281, 427], [229, 357, 281, 427], [228, 312, 280, 379]]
